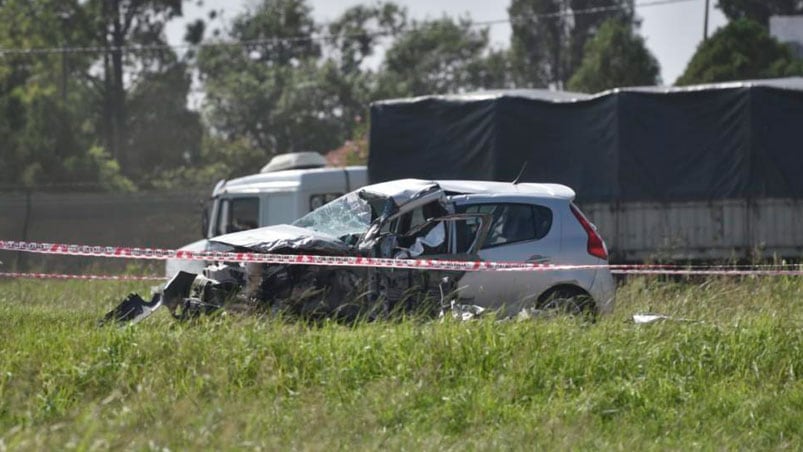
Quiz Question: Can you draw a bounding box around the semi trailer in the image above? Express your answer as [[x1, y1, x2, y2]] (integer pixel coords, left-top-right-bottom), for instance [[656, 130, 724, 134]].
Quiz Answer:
[[367, 78, 803, 261]]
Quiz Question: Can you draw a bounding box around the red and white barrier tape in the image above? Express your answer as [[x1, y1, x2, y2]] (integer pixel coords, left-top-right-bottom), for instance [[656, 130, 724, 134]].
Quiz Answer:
[[0, 272, 165, 281], [3, 268, 803, 281], [1, 239, 802, 277], [0, 239, 606, 273]]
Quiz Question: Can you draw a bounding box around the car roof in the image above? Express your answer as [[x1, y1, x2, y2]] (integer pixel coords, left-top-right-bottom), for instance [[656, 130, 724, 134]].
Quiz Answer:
[[361, 179, 575, 201], [437, 180, 575, 200]]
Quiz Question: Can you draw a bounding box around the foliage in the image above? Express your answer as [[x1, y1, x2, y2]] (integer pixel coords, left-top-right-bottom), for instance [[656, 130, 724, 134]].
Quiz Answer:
[[717, 0, 803, 27], [676, 19, 803, 85], [63, 146, 137, 192], [326, 118, 370, 167], [567, 19, 660, 93], [327, 2, 407, 76], [376, 16, 506, 97], [82, 0, 184, 166], [125, 61, 203, 180], [509, 0, 636, 88], [1, 276, 802, 448], [344, 120, 370, 166], [198, 1, 422, 163], [229, 0, 319, 65], [199, 0, 346, 159], [147, 136, 267, 190], [0, 0, 101, 190], [325, 2, 408, 127], [0, 0, 201, 190]]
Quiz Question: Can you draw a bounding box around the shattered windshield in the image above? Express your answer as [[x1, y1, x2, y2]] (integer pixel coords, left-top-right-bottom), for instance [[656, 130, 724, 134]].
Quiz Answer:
[[292, 192, 375, 238]]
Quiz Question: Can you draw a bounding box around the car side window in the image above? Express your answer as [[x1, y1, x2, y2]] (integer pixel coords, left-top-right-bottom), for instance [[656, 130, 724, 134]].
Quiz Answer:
[[458, 203, 552, 248]]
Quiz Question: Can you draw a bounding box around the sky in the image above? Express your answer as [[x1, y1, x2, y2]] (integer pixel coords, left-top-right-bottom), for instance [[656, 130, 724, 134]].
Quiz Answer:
[[166, 0, 728, 87]]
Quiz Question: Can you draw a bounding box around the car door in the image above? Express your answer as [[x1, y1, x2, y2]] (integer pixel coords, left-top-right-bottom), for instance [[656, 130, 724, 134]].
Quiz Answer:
[[454, 202, 561, 313]]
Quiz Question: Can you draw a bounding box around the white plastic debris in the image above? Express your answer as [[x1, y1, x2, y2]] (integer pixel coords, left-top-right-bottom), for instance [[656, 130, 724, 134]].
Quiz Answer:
[[632, 313, 697, 324], [632, 313, 671, 324], [441, 300, 486, 321]]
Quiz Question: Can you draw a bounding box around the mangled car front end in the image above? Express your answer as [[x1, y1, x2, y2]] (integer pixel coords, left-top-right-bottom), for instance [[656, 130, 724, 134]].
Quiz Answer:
[[105, 181, 490, 324]]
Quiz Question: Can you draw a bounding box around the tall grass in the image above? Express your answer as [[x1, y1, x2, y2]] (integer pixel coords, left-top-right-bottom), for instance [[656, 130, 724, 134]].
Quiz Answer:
[[1, 276, 802, 449]]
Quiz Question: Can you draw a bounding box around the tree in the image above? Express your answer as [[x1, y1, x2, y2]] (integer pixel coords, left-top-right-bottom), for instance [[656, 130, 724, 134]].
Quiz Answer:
[[82, 0, 186, 175], [676, 19, 803, 86], [0, 0, 200, 189], [199, 0, 347, 158], [376, 16, 505, 98], [567, 19, 660, 93], [126, 60, 202, 177], [0, 0, 129, 190], [717, 0, 803, 27], [199, 1, 414, 161], [327, 2, 407, 76], [78, 0, 207, 183], [323, 2, 408, 136], [509, 0, 636, 88]]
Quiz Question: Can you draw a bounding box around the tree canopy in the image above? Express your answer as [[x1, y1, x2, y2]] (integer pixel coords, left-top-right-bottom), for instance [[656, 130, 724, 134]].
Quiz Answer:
[[0, 0, 201, 189], [676, 18, 803, 85], [376, 17, 504, 98], [197, 0, 366, 164], [0, 0, 130, 190], [509, 0, 636, 88], [567, 19, 660, 92], [717, 0, 803, 27]]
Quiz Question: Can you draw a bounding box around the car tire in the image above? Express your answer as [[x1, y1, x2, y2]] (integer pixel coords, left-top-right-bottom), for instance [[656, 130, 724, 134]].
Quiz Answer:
[[537, 288, 598, 321]]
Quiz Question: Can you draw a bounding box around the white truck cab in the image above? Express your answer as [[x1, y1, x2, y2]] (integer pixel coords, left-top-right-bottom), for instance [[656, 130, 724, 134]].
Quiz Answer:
[[167, 152, 367, 277]]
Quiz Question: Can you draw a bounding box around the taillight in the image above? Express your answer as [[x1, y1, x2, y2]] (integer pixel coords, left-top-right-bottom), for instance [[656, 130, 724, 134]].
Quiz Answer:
[[570, 205, 608, 260]]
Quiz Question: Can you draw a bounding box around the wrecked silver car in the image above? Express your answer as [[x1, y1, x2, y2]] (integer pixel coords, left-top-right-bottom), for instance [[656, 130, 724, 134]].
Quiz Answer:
[[104, 179, 615, 324]]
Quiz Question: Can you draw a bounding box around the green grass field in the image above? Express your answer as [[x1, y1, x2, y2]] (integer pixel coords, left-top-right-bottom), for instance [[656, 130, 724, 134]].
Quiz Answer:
[[1, 275, 802, 449]]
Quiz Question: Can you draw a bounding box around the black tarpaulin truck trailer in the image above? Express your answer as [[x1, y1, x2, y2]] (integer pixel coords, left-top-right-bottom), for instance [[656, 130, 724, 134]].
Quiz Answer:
[[368, 78, 803, 261]]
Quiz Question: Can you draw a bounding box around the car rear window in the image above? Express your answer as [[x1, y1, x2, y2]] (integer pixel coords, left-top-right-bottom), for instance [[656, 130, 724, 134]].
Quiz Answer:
[[457, 203, 552, 248]]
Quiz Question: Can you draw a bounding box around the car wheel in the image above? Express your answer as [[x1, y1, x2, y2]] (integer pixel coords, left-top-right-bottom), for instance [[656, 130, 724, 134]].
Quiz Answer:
[[536, 288, 598, 321]]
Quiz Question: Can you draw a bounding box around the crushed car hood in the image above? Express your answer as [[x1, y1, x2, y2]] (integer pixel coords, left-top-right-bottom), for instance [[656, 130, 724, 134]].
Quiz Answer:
[[210, 224, 351, 254], [212, 181, 449, 256], [360, 179, 442, 207]]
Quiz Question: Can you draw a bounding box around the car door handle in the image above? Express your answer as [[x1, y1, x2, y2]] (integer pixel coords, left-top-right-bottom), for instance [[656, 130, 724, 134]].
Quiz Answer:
[[526, 254, 550, 263]]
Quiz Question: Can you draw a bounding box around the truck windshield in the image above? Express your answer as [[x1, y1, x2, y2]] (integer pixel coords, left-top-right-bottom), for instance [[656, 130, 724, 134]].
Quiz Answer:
[[292, 192, 374, 238]]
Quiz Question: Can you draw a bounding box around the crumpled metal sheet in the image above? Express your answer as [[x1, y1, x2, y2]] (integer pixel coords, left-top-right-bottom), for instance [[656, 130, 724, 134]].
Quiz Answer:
[[210, 224, 351, 255], [358, 179, 441, 207], [99, 292, 162, 325]]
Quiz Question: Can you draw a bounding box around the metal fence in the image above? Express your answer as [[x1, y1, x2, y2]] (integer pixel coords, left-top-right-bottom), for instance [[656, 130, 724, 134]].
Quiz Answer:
[[0, 190, 208, 273], [3, 191, 802, 273]]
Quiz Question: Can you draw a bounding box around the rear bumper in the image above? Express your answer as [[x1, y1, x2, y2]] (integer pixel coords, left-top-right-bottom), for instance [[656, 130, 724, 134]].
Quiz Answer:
[[589, 268, 616, 315]]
